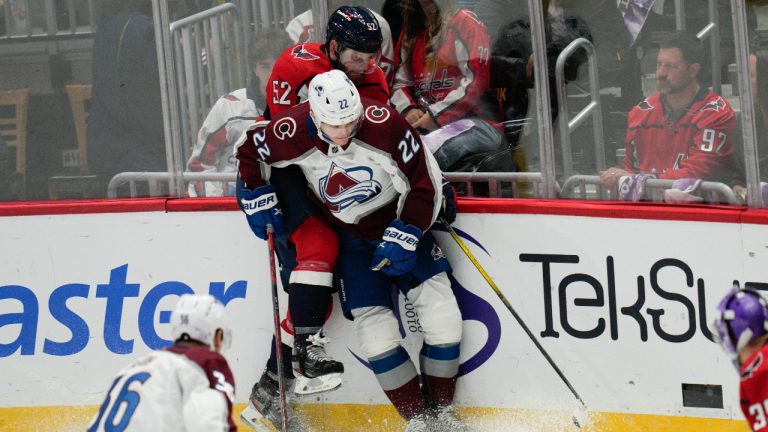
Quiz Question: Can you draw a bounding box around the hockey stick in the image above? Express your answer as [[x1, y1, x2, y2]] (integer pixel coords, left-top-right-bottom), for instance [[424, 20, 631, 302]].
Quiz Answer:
[[267, 227, 289, 431], [440, 219, 588, 428]]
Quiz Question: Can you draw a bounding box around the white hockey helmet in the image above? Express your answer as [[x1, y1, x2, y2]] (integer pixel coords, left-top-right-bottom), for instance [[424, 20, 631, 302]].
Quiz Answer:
[[170, 294, 232, 351], [308, 69, 363, 128]]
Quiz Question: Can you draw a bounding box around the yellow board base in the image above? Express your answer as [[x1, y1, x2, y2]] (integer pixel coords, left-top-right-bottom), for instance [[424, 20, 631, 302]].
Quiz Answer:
[[0, 404, 749, 431]]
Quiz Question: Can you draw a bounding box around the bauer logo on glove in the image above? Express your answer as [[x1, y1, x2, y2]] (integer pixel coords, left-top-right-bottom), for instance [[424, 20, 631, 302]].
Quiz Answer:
[[382, 227, 419, 250], [240, 192, 278, 215], [237, 183, 284, 240], [370, 220, 422, 276]]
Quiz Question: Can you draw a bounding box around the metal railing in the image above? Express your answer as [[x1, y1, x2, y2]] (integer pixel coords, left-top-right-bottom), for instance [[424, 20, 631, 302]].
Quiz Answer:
[[170, 3, 247, 163], [560, 175, 742, 205], [107, 171, 553, 200], [444, 172, 553, 198], [1, 0, 96, 39], [107, 172, 237, 198], [554, 37, 606, 180]]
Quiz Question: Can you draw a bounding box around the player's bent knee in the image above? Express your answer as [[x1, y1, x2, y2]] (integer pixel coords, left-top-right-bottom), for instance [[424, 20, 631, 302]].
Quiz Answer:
[[351, 306, 402, 358], [409, 272, 462, 345], [291, 215, 339, 265], [289, 216, 338, 287]]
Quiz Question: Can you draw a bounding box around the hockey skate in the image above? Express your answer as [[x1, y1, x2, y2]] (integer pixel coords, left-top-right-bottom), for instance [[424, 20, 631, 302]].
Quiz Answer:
[[240, 374, 305, 432], [292, 332, 343, 393]]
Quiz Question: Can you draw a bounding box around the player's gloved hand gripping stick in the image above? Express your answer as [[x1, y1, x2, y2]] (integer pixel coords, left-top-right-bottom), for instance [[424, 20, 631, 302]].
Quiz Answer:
[[370, 219, 422, 276], [239, 184, 285, 240]]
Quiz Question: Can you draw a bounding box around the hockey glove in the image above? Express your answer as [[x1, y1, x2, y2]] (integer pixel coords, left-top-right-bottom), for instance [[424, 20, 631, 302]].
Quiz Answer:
[[664, 178, 704, 204], [370, 219, 422, 276], [440, 178, 457, 224], [617, 174, 654, 202], [238, 184, 284, 240]]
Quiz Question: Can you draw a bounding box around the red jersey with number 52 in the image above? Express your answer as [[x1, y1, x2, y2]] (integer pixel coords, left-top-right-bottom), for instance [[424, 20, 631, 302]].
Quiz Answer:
[[266, 42, 389, 117], [622, 89, 736, 180], [740, 345, 768, 431]]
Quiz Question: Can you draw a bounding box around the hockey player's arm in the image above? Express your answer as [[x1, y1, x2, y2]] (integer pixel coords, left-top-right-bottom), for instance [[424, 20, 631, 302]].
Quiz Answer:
[[659, 108, 736, 180], [183, 387, 231, 432], [266, 56, 301, 117], [181, 360, 236, 432], [234, 120, 285, 239], [428, 17, 491, 126], [388, 115, 443, 232]]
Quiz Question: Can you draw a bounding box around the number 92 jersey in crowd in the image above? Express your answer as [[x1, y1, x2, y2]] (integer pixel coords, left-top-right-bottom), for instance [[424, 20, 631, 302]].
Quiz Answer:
[[87, 345, 236, 432], [623, 88, 737, 181], [741, 344, 768, 431], [266, 42, 389, 118], [235, 99, 443, 240]]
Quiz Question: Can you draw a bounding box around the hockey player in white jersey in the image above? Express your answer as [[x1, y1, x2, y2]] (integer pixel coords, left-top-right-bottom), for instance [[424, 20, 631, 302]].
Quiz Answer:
[[87, 294, 236, 432], [237, 70, 467, 432]]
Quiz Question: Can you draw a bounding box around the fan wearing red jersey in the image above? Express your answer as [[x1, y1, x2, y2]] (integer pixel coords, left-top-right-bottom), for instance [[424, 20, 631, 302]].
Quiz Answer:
[[600, 31, 737, 200], [391, 0, 503, 172], [237, 70, 467, 432], [713, 284, 768, 431], [88, 294, 235, 432]]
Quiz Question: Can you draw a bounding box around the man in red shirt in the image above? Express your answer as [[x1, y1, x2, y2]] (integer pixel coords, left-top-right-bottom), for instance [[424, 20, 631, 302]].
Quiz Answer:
[[713, 284, 768, 431], [600, 31, 737, 196]]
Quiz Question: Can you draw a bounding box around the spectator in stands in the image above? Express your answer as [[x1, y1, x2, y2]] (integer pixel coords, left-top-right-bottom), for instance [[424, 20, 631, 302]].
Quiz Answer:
[[186, 29, 292, 197], [87, 0, 166, 194], [599, 31, 737, 200], [285, 0, 396, 85], [88, 0, 209, 196], [751, 48, 768, 179], [391, 0, 503, 172], [487, 1, 591, 156]]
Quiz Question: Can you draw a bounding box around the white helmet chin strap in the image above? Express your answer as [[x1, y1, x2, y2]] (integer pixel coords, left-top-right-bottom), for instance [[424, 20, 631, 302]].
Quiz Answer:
[[311, 109, 360, 146]]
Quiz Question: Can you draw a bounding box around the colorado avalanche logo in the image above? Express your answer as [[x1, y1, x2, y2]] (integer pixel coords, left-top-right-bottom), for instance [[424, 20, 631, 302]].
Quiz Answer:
[[272, 117, 296, 140], [701, 97, 726, 112], [291, 44, 320, 61], [365, 105, 390, 124], [319, 162, 382, 212], [637, 99, 654, 111]]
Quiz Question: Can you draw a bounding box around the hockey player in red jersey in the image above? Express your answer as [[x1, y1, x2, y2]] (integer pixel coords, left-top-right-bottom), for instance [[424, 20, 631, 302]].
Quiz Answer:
[[713, 284, 768, 431], [267, 6, 389, 116], [88, 294, 236, 432], [239, 6, 391, 431], [237, 70, 467, 432], [600, 31, 737, 198]]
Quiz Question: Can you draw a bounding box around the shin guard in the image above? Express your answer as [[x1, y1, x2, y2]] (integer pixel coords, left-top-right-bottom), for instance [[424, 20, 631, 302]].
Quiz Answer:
[[369, 346, 426, 419]]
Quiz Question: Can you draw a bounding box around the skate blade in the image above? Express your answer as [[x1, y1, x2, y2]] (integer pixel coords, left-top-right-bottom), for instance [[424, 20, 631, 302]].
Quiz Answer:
[[293, 372, 342, 395], [240, 405, 277, 432]]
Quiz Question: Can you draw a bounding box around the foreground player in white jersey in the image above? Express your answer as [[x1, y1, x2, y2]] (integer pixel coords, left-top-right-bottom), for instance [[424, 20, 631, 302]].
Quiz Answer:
[[236, 70, 467, 431], [87, 294, 236, 432]]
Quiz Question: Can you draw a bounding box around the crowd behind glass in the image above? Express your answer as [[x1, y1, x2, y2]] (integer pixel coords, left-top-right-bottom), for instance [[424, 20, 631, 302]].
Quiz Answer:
[[1, 0, 767, 207]]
